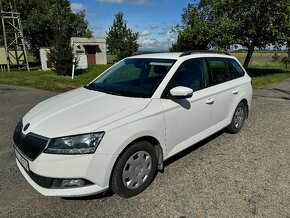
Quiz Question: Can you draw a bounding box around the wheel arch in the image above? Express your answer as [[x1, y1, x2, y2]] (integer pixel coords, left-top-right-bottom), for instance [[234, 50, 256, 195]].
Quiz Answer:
[[240, 98, 249, 119], [109, 135, 164, 188]]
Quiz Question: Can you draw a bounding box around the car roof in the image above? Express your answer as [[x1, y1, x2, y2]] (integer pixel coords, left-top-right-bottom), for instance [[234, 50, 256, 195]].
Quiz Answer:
[[130, 52, 236, 60]]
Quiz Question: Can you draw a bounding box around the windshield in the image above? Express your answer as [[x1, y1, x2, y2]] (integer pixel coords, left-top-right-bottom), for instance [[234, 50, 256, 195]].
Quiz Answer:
[[85, 58, 176, 98]]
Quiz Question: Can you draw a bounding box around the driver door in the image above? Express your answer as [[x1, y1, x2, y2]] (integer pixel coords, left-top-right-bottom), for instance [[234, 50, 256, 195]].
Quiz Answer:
[[160, 58, 215, 157]]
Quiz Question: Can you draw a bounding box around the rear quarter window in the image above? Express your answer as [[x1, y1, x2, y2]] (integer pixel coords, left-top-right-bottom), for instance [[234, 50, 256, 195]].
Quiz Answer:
[[227, 59, 245, 79]]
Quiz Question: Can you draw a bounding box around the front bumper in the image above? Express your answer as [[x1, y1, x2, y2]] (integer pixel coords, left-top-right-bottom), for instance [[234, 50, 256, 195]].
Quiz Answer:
[[16, 160, 108, 197], [14, 147, 118, 197]]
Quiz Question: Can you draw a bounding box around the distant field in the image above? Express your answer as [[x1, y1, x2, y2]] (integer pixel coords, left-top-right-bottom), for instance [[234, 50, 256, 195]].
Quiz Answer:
[[0, 51, 289, 91], [231, 51, 288, 68], [231, 51, 289, 88]]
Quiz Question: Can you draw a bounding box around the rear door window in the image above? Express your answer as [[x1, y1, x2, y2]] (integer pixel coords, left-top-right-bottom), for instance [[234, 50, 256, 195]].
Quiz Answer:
[[208, 58, 231, 85]]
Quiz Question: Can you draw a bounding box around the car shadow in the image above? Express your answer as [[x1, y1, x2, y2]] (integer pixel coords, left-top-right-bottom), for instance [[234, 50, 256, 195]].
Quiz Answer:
[[62, 189, 114, 201], [271, 88, 290, 95], [247, 68, 287, 77], [163, 129, 225, 168]]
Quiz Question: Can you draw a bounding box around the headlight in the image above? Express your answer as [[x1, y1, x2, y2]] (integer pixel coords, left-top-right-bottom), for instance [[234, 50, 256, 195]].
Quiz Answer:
[[45, 132, 105, 154]]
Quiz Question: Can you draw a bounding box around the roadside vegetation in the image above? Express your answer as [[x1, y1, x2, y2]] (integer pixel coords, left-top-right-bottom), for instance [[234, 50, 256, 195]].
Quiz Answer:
[[106, 12, 139, 61], [0, 52, 289, 92], [0, 65, 110, 92], [0, 1, 289, 91], [171, 0, 289, 69]]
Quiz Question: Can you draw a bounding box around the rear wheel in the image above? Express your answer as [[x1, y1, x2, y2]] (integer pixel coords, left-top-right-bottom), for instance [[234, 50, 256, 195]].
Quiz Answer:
[[227, 102, 246, 134], [111, 141, 157, 198]]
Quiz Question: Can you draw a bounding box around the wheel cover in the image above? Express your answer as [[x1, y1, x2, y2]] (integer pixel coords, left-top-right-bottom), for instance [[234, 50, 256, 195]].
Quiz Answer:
[[234, 106, 245, 129], [122, 151, 152, 190]]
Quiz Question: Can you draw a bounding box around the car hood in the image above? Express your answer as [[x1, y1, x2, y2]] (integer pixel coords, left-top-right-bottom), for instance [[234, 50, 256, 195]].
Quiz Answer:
[[23, 87, 151, 138]]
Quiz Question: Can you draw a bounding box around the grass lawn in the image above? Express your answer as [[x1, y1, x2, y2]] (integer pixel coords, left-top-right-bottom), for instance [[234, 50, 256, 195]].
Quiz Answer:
[[231, 51, 290, 88], [0, 65, 111, 92], [0, 51, 289, 92]]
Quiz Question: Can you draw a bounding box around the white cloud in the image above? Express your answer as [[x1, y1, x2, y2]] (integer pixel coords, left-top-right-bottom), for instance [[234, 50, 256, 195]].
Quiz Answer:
[[150, 24, 159, 30], [140, 30, 151, 37], [95, 24, 103, 30], [96, 0, 146, 4], [71, 3, 85, 13], [138, 37, 177, 51], [158, 25, 175, 36]]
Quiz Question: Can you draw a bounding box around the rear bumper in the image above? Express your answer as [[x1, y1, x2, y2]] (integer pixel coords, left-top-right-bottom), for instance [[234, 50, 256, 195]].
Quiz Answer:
[[16, 160, 108, 197]]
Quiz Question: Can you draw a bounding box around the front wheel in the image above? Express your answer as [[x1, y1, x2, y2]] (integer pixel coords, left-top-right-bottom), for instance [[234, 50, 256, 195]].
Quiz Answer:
[[111, 141, 157, 198], [227, 102, 246, 134]]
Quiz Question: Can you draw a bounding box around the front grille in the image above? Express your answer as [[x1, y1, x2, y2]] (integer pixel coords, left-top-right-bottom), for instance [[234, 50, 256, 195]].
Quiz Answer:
[[13, 122, 49, 160], [13, 121, 22, 145]]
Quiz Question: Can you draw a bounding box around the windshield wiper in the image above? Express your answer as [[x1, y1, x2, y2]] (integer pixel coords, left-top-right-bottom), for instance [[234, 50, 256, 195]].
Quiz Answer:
[[99, 89, 123, 96], [84, 84, 93, 90], [85, 85, 123, 96]]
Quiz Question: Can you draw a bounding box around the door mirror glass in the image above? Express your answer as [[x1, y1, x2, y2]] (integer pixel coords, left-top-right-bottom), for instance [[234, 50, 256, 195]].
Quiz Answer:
[[170, 86, 193, 98]]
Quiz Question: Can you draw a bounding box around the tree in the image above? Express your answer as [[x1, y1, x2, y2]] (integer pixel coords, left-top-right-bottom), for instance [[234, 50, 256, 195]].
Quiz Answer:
[[173, 0, 289, 69], [171, 2, 236, 52], [47, 1, 76, 75], [171, 4, 211, 51], [0, 0, 92, 60], [285, 4, 290, 70], [106, 12, 139, 60], [211, 0, 289, 68]]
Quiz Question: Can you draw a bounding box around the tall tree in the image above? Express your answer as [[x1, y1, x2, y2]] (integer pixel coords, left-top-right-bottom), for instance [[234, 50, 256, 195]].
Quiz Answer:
[[47, 0, 75, 75], [285, 4, 290, 70], [173, 0, 289, 69], [171, 3, 211, 51], [0, 0, 92, 60], [171, 2, 236, 52], [211, 0, 289, 68], [106, 12, 139, 60]]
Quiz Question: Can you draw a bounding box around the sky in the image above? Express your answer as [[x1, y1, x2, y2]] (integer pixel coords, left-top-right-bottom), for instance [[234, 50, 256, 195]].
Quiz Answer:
[[70, 0, 190, 51]]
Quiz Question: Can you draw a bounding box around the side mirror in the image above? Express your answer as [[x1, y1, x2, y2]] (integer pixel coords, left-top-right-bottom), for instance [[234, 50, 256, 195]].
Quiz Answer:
[[170, 86, 193, 99]]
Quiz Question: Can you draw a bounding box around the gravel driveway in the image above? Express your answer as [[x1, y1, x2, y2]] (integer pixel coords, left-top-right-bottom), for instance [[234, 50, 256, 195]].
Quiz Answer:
[[0, 80, 290, 217]]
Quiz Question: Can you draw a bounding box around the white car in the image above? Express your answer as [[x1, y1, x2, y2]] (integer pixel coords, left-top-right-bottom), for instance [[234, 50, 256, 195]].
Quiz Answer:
[[13, 51, 252, 198]]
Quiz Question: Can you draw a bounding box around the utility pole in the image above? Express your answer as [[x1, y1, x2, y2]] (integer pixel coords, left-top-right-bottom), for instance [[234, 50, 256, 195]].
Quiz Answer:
[[0, 0, 29, 71]]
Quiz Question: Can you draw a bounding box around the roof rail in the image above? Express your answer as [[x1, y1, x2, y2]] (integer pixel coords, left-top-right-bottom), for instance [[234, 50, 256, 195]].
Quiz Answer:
[[179, 50, 231, 57]]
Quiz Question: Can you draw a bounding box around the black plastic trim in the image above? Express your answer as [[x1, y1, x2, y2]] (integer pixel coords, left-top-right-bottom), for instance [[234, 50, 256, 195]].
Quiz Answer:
[[180, 50, 231, 57]]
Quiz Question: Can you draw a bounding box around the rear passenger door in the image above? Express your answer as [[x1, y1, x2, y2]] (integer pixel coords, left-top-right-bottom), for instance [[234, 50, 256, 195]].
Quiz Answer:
[[207, 57, 243, 126]]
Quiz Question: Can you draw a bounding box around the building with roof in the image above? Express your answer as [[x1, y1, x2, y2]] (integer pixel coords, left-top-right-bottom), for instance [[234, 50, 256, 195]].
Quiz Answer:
[[40, 37, 107, 71]]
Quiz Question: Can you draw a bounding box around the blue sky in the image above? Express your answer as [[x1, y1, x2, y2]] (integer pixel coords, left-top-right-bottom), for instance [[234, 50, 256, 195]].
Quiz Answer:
[[70, 0, 190, 50]]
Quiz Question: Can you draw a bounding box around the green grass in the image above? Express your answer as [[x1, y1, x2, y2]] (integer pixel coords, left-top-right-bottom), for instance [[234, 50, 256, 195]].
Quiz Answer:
[[251, 72, 290, 88], [231, 51, 290, 87], [231, 51, 288, 68], [107, 54, 117, 64], [0, 51, 289, 91], [0, 65, 111, 92], [247, 66, 290, 88]]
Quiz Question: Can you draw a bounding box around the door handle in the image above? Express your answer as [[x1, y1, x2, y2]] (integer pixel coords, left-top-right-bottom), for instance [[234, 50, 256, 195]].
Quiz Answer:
[[232, 89, 239, 95], [206, 97, 215, 104]]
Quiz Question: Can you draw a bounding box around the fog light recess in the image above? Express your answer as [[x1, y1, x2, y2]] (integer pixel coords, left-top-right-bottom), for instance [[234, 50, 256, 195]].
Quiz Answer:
[[51, 178, 93, 188]]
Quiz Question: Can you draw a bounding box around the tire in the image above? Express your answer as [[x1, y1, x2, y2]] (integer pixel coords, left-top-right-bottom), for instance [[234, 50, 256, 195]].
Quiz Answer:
[[111, 141, 158, 198], [227, 102, 246, 134]]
